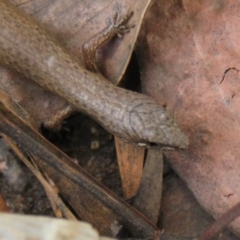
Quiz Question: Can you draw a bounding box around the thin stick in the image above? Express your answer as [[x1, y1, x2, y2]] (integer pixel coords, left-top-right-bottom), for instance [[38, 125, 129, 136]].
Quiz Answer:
[[3, 135, 77, 220], [199, 202, 240, 240]]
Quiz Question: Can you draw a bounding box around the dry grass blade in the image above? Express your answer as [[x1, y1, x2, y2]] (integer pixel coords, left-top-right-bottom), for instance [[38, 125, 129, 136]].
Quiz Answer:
[[3, 135, 77, 220]]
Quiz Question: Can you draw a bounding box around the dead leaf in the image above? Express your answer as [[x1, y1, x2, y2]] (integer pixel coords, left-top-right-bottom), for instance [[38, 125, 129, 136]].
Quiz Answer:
[[137, 0, 240, 236], [115, 136, 145, 199]]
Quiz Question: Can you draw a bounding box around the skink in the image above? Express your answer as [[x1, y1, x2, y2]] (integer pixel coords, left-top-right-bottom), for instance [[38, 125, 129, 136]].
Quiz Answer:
[[0, 0, 188, 148]]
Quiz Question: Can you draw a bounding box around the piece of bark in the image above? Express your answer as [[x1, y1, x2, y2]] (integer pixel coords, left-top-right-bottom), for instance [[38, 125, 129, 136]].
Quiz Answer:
[[0, 213, 114, 240]]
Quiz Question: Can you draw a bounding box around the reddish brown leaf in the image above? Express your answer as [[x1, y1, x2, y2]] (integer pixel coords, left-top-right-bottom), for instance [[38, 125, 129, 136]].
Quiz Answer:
[[137, 0, 240, 236]]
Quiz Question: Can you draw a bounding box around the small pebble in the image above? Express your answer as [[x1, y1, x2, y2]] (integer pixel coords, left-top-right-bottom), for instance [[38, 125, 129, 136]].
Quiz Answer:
[[90, 140, 100, 150]]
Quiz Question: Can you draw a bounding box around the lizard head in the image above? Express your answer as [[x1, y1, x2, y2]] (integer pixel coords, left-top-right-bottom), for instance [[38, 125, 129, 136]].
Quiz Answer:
[[128, 102, 189, 149]]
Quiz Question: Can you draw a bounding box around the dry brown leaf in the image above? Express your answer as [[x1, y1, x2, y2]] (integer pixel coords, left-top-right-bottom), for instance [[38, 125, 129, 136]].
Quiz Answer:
[[115, 136, 145, 199], [137, 0, 240, 236]]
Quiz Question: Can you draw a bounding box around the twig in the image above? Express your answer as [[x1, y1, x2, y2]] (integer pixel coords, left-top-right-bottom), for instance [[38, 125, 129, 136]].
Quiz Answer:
[[199, 202, 240, 240]]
